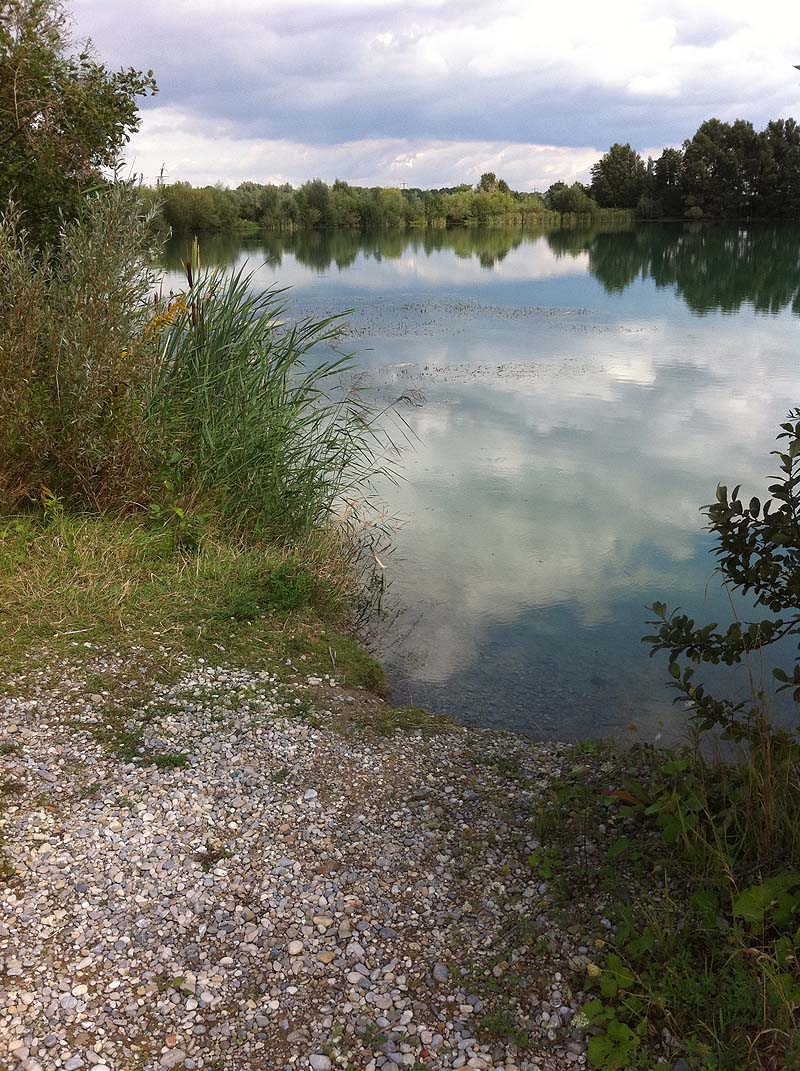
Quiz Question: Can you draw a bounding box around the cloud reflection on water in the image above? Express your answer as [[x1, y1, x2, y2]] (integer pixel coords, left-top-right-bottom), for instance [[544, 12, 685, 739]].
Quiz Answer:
[[160, 223, 800, 737]]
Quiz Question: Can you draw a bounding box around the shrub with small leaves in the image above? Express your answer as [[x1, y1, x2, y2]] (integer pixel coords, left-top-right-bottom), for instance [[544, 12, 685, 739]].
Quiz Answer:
[[645, 409, 800, 742]]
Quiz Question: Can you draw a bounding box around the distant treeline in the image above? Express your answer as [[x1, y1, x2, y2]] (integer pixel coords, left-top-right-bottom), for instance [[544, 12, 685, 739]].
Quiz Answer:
[[146, 115, 800, 235], [145, 175, 628, 235], [162, 219, 800, 317], [588, 117, 800, 220]]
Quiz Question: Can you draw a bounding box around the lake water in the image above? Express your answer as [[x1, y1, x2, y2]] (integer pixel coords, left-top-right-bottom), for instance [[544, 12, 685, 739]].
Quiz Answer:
[[161, 224, 800, 741]]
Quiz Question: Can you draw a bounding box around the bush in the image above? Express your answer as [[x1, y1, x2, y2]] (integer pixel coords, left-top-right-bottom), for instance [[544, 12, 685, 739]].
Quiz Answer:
[[0, 184, 160, 508], [646, 409, 800, 747]]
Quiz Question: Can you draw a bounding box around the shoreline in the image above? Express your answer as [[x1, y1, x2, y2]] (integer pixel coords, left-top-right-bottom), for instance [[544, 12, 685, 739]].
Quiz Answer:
[[0, 633, 653, 1071], [1, 512, 792, 1070]]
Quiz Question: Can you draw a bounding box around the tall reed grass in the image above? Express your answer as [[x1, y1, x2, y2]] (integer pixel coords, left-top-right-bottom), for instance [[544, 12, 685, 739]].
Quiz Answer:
[[148, 255, 397, 541], [0, 185, 398, 551]]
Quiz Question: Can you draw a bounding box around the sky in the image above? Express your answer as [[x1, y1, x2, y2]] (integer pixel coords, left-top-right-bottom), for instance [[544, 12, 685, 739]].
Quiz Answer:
[[72, 0, 800, 191]]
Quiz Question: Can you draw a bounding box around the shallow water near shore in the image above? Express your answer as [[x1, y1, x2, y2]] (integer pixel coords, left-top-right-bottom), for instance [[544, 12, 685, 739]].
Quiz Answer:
[[162, 223, 800, 741]]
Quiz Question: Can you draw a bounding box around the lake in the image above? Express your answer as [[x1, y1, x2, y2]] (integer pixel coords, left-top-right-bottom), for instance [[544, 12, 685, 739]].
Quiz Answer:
[[161, 223, 800, 741]]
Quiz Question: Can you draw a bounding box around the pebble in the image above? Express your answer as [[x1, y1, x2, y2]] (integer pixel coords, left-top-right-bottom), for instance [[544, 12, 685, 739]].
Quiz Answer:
[[0, 648, 590, 1071]]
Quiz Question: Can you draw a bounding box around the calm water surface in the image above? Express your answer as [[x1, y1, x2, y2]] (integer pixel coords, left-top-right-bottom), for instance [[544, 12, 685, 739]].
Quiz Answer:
[[162, 224, 800, 741]]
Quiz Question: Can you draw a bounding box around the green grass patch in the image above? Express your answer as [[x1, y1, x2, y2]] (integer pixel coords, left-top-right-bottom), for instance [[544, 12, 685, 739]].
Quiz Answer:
[[0, 512, 366, 677]]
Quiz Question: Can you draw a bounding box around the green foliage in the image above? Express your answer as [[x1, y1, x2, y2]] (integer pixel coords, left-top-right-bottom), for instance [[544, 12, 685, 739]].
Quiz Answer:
[[262, 562, 313, 612], [645, 409, 800, 743], [147, 263, 396, 541], [221, 561, 313, 620], [0, 0, 156, 245], [0, 184, 161, 508], [589, 117, 800, 219], [590, 143, 647, 209], [478, 1011, 529, 1050], [147, 453, 208, 553], [525, 742, 800, 1069], [581, 999, 644, 1070], [544, 181, 599, 214], [155, 177, 560, 234], [526, 846, 562, 880]]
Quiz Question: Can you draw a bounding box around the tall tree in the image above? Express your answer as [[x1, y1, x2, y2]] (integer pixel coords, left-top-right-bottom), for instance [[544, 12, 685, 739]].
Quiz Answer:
[[652, 147, 685, 217], [590, 143, 647, 208], [761, 119, 800, 218], [682, 118, 771, 219], [0, 0, 156, 244]]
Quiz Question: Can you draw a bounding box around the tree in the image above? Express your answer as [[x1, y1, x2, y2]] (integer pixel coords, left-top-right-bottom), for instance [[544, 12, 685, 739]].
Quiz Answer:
[[761, 119, 800, 218], [590, 143, 647, 208], [477, 171, 497, 192], [0, 0, 156, 244], [682, 118, 771, 219], [545, 181, 597, 214], [651, 147, 685, 217]]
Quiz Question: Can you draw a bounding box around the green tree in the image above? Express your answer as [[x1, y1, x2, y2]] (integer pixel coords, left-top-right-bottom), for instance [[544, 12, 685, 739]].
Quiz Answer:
[[682, 118, 770, 219], [651, 147, 685, 217], [0, 0, 156, 245], [590, 143, 646, 208], [546, 181, 597, 214], [761, 119, 800, 218]]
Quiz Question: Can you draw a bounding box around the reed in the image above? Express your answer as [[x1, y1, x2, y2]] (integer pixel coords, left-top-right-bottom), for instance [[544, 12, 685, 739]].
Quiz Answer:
[[147, 254, 398, 542]]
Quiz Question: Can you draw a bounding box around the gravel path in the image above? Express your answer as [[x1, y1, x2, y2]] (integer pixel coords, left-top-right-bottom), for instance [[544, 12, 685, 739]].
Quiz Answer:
[[1, 649, 593, 1071]]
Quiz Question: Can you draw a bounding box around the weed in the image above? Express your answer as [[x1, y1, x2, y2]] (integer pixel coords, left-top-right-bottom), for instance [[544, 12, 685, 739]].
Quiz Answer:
[[361, 1022, 387, 1049], [195, 845, 231, 871], [479, 1010, 530, 1050], [149, 752, 189, 770]]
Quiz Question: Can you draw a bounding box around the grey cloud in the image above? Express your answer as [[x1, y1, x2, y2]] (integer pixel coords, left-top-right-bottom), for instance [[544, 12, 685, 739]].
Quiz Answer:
[[74, 0, 800, 179]]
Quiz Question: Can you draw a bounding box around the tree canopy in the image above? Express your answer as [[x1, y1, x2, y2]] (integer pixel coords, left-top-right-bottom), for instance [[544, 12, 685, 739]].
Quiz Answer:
[[0, 0, 156, 244], [590, 143, 647, 209]]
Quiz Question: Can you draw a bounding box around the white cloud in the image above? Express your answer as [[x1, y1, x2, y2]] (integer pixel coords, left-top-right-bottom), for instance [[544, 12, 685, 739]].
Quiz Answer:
[[124, 106, 602, 189]]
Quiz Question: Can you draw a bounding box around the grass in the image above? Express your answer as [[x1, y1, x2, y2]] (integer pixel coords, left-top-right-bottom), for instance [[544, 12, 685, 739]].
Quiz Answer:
[[146, 248, 401, 542], [1, 188, 401, 559], [0, 511, 386, 696]]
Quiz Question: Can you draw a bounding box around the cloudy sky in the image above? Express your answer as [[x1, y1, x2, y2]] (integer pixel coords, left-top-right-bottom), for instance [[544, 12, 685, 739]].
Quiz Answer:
[[72, 0, 800, 191]]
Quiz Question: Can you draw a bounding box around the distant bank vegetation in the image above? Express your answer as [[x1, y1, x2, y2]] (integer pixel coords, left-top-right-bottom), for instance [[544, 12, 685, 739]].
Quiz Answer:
[[147, 115, 800, 236], [146, 175, 619, 235]]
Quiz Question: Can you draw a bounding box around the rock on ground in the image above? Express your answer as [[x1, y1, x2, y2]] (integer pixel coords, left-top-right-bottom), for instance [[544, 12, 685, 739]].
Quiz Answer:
[[0, 648, 591, 1070]]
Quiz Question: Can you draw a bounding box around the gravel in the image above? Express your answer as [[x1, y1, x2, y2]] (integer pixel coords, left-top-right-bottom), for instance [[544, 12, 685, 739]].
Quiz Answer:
[[0, 646, 593, 1070]]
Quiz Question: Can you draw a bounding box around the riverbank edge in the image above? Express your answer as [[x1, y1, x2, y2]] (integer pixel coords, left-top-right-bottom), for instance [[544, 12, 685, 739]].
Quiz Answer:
[[0, 511, 792, 1071]]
